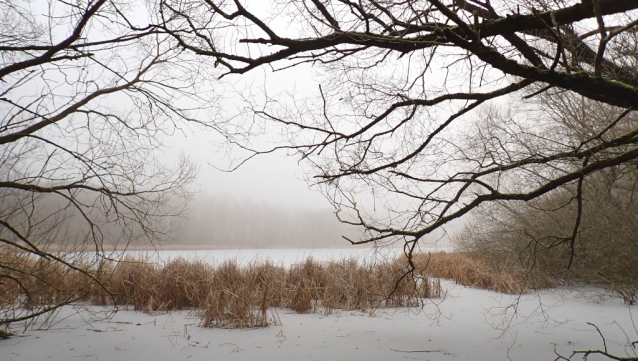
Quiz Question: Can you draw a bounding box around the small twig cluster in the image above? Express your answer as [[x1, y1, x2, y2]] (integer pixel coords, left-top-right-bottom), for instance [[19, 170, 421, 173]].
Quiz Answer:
[[554, 322, 638, 361]]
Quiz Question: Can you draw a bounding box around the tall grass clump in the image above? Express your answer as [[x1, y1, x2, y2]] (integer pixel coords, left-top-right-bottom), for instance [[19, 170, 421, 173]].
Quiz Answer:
[[102, 255, 443, 328], [407, 252, 525, 294], [198, 260, 280, 328], [107, 257, 212, 312], [320, 258, 441, 313]]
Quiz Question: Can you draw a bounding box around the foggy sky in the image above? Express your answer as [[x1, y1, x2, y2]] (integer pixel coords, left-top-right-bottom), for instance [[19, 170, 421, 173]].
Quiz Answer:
[[161, 63, 457, 249], [154, 6, 457, 249]]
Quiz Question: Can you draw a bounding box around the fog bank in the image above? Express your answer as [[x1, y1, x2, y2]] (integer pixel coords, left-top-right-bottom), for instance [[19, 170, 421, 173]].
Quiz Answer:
[[169, 194, 358, 248]]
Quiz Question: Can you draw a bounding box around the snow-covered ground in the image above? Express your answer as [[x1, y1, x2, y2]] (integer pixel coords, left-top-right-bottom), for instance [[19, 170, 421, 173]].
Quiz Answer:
[[3, 282, 636, 361]]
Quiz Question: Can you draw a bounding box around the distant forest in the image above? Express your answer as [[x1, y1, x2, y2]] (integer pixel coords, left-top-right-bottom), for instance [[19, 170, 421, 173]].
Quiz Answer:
[[169, 195, 357, 248]]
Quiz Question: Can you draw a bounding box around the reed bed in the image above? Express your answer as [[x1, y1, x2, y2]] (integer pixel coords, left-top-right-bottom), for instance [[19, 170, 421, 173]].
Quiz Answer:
[[2, 248, 467, 329], [105, 256, 442, 328], [407, 252, 525, 294], [0, 246, 110, 311]]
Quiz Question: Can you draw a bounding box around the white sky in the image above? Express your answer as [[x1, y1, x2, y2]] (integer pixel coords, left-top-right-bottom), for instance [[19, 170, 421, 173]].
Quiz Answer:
[[162, 55, 331, 209]]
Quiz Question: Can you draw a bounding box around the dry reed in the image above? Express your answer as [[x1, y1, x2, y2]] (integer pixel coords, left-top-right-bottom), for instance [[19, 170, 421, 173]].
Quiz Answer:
[[104, 256, 442, 327], [0, 246, 110, 309], [3, 248, 477, 329], [407, 252, 525, 294]]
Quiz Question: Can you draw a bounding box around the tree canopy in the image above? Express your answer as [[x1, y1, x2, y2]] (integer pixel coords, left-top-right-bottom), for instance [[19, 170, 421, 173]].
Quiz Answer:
[[155, 0, 638, 260]]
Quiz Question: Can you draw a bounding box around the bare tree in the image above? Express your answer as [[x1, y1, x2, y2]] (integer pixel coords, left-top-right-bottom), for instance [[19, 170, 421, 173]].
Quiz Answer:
[[455, 90, 638, 302], [155, 0, 638, 262], [0, 0, 223, 327]]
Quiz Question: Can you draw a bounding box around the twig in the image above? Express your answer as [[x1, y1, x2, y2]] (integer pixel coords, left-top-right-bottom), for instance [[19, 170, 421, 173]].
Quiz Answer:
[[587, 322, 608, 353]]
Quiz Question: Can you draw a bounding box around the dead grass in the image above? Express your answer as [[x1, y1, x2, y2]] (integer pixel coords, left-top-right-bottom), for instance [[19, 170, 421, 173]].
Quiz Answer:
[[407, 252, 526, 294], [8, 248, 527, 329], [103, 255, 442, 327], [0, 246, 108, 310]]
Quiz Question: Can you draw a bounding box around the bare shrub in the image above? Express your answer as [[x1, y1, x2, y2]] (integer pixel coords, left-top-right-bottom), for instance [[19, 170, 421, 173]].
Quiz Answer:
[[456, 170, 638, 303]]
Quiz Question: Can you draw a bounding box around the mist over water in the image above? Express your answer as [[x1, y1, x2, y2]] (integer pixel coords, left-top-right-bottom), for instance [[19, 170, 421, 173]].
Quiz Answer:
[[169, 193, 359, 249], [166, 193, 455, 249]]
